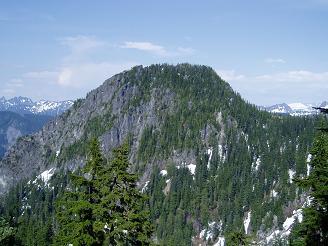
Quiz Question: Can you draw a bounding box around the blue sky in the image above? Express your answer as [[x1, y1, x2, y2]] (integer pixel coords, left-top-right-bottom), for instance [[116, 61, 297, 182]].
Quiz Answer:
[[0, 0, 327, 105]]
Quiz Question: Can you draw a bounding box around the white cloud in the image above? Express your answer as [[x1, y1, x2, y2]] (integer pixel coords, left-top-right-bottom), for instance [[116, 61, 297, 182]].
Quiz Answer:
[[121, 41, 168, 56], [60, 35, 105, 54], [1, 79, 24, 96], [177, 47, 195, 55], [265, 58, 286, 64], [1, 88, 15, 95], [4, 35, 196, 100], [23, 64, 136, 89], [121, 41, 195, 57], [58, 68, 72, 86], [56, 35, 136, 87], [24, 71, 58, 80], [215, 69, 245, 81], [214, 68, 328, 105], [4, 35, 137, 99], [255, 70, 328, 82], [57, 62, 136, 88], [7, 79, 24, 87], [216, 68, 328, 84]]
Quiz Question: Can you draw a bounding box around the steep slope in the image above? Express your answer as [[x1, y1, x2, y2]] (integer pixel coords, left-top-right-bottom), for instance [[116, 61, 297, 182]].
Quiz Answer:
[[0, 111, 53, 158], [0, 64, 320, 245]]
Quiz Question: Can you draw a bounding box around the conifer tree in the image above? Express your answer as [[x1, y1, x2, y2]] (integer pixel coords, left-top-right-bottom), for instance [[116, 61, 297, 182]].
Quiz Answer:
[[100, 143, 153, 245], [0, 216, 16, 245], [226, 230, 251, 245], [53, 139, 153, 245], [291, 112, 328, 245]]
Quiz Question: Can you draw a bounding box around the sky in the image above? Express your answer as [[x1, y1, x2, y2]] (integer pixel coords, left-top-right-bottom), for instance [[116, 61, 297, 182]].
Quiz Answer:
[[0, 0, 327, 106]]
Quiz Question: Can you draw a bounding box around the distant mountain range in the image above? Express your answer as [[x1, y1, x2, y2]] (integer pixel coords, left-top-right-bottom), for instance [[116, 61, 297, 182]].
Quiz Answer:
[[0, 97, 73, 158], [0, 96, 73, 116], [262, 101, 328, 116]]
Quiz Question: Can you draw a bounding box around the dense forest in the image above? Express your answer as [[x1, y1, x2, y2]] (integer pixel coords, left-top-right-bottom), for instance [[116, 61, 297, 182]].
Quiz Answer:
[[0, 64, 326, 245]]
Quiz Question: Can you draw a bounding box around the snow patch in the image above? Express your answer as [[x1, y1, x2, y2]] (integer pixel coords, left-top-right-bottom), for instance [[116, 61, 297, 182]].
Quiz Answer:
[[213, 237, 225, 246], [218, 144, 225, 162], [21, 196, 31, 215], [288, 103, 315, 116], [288, 169, 296, 183], [30, 100, 73, 114], [244, 211, 251, 234], [303, 196, 313, 207], [265, 209, 303, 244], [56, 150, 60, 157], [283, 216, 295, 232], [200, 229, 206, 239], [207, 147, 213, 169], [266, 230, 281, 244], [306, 154, 312, 176], [39, 168, 55, 184], [160, 170, 167, 176], [206, 221, 216, 240], [272, 108, 288, 113], [271, 189, 278, 198], [187, 164, 196, 175], [141, 181, 149, 193], [32, 168, 55, 186], [200, 221, 223, 242], [252, 157, 261, 171], [288, 103, 309, 111], [283, 209, 303, 235], [295, 209, 303, 223]]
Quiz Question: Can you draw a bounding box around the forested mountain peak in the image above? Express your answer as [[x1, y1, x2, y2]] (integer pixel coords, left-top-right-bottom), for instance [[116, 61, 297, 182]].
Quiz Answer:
[[0, 64, 321, 245]]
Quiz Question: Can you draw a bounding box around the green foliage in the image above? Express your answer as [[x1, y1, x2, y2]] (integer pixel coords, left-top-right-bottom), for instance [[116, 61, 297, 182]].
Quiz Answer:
[[291, 128, 328, 245], [0, 217, 16, 245], [0, 173, 61, 245], [59, 113, 116, 162], [72, 98, 85, 110], [226, 231, 252, 245], [0, 64, 321, 244], [54, 139, 153, 245], [120, 64, 317, 243]]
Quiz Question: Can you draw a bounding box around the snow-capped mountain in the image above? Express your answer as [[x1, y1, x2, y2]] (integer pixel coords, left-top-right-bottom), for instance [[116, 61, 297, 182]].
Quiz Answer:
[[320, 101, 328, 108], [264, 101, 327, 116], [265, 103, 293, 114], [0, 96, 73, 116]]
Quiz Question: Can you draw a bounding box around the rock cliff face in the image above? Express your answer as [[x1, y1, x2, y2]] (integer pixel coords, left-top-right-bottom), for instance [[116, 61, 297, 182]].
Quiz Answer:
[[0, 64, 318, 244], [0, 65, 182, 192]]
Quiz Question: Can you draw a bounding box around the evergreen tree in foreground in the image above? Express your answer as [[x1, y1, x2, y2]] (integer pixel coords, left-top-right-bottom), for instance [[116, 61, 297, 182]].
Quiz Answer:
[[54, 139, 153, 245], [291, 111, 328, 245], [226, 231, 252, 246], [0, 216, 16, 245]]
